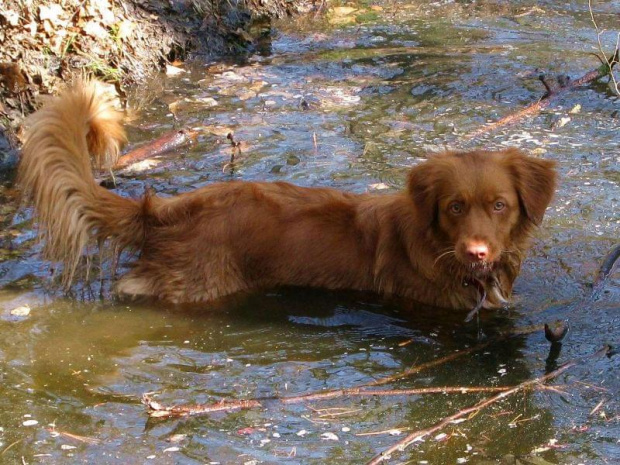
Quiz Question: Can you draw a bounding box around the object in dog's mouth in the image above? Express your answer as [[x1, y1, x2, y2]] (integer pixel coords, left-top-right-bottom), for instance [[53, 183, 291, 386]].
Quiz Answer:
[[464, 275, 508, 322], [18, 80, 558, 310], [464, 278, 487, 322]]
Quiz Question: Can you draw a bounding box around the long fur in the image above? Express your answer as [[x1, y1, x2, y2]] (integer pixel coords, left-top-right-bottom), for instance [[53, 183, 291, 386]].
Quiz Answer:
[[19, 80, 145, 286], [19, 80, 557, 309]]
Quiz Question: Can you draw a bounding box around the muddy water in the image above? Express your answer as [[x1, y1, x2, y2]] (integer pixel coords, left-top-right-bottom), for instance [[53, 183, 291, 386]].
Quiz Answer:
[[1, 1, 619, 463]]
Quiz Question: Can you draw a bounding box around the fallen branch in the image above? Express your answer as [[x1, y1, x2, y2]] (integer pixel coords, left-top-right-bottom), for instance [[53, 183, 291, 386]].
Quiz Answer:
[[143, 385, 512, 419], [366, 345, 611, 465], [114, 128, 199, 169], [466, 50, 619, 138]]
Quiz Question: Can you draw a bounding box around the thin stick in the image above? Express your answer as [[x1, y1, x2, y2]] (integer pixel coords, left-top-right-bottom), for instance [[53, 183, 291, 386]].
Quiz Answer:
[[280, 385, 510, 404], [143, 395, 262, 418], [589, 0, 620, 95], [366, 345, 610, 465]]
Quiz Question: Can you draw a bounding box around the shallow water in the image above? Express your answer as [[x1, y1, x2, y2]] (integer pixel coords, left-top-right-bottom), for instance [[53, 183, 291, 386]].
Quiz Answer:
[[1, 1, 619, 463]]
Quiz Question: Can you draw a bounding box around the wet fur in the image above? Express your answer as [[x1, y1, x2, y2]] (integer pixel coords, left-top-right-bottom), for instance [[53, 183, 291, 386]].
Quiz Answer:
[[19, 81, 557, 309]]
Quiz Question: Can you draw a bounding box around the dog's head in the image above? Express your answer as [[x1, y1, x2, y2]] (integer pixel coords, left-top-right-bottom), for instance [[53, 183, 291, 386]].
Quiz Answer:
[[407, 148, 557, 277]]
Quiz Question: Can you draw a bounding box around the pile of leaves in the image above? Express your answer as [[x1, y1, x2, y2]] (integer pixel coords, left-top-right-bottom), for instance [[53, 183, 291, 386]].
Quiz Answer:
[[0, 0, 311, 168]]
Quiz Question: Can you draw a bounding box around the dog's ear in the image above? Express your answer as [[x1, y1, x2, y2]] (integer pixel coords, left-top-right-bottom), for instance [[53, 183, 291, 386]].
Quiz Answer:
[[502, 148, 557, 225], [407, 159, 441, 226]]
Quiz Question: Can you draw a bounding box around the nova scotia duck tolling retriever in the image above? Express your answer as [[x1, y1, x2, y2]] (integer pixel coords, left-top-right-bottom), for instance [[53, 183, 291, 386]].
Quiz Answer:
[[18, 81, 557, 310]]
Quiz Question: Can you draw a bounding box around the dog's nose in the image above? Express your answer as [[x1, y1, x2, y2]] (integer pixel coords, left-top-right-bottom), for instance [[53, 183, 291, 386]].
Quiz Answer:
[[466, 243, 489, 262]]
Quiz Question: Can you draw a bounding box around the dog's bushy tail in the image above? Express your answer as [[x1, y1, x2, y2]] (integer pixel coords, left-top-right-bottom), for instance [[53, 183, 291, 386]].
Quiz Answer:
[[19, 80, 148, 286]]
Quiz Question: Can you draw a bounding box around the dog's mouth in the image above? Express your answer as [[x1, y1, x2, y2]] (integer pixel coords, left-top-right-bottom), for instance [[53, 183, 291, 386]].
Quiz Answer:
[[466, 260, 495, 277], [464, 274, 509, 321]]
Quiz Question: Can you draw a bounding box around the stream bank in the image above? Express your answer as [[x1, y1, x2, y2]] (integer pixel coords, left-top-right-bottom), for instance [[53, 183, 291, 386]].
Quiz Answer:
[[0, 0, 314, 169]]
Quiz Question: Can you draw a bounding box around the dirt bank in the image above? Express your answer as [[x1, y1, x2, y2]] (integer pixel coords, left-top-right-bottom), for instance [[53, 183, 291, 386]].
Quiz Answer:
[[0, 0, 313, 170]]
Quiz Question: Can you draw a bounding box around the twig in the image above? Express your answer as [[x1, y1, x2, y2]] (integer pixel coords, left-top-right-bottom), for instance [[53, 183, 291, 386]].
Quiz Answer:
[[356, 427, 411, 437], [1, 440, 22, 456], [45, 427, 100, 445], [280, 385, 511, 404], [589, 398, 606, 416], [466, 54, 618, 138], [143, 394, 262, 418], [589, 0, 620, 95], [365, 345, 611, 464], [222, 132, 242, 172]]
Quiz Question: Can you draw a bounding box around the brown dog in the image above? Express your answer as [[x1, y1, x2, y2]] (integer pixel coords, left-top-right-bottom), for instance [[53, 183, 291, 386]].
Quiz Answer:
[[19, 81, 557, 309]]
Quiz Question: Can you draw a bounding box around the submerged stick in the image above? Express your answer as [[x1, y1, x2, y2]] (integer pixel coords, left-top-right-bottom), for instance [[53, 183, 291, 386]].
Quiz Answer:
[[279, 385, 510, 404], [143, 386, 512, 419], [143, 394, 261, 418], [466, 51, 619, 138], [365, 345, 611, 465], [114, 128, 199, 169]]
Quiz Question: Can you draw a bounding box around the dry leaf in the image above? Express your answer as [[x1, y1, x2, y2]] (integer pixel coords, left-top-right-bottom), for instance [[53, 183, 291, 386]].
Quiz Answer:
[[39, 4, 65, 24], [116, 20, 135, 41], [83, 21, 109, 40], [166, 64, 185, 76], [0, 9, 20, 27]]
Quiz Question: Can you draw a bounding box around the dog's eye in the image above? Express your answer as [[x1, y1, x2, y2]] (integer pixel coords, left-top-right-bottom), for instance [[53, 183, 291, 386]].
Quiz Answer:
[[449, 202, 463, 214], [494, 201, 506, 211]]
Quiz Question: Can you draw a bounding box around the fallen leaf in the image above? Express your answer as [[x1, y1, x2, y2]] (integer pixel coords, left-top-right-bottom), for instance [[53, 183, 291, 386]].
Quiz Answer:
[[166, 64, 185, 76], [195, 96, 218, 107], [1, 9, 20, 27], [330, 7, 358, 16], [116, 20, 135, 41], [556, 117, 571, 128], [10, 305, 31, 316], [569, 104, 581, 114], [83, 20, 109, 40], [39, 4, 65, 24]]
